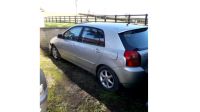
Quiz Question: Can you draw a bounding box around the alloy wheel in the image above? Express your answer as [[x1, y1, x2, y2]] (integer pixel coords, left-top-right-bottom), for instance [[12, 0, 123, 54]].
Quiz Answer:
[[99, 69, 114, 89], [52, 47, 58, 59]]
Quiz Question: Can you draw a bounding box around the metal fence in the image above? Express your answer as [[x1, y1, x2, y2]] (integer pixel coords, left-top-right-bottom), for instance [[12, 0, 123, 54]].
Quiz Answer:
[[44, 14, 148, 25]]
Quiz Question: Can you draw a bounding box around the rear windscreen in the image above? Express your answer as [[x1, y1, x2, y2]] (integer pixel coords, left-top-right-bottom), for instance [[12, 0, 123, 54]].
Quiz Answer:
[[119, 28, 148, 50]]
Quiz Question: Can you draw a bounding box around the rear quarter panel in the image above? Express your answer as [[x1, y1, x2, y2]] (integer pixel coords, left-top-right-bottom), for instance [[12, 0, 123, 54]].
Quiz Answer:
[[94, 28, 126, 74]]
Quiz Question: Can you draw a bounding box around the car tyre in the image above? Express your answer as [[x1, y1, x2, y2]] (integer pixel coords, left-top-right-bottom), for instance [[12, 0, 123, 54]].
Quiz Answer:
[[97, 66, 120, 92], [51, 45, 61, 60]]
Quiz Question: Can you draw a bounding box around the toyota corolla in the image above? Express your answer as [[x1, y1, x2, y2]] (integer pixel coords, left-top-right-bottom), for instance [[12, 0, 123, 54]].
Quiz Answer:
[[49, 22, 148, 91]]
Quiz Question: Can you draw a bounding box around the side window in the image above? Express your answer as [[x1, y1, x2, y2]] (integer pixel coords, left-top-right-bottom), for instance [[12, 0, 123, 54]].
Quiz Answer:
[[97, 30, 105, 46], [63, 27, 82, 41], [82, 27, 105, 46]]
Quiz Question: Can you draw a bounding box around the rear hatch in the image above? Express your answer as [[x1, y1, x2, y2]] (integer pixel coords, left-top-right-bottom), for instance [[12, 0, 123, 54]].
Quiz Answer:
[[119, 28, 148, 73]]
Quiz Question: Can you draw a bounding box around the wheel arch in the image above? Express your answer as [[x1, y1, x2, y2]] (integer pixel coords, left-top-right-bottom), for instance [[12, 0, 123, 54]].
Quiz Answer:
[[96, 64, 107, 75], [95, 64, 118, 78], [95, 64, 121, 91]]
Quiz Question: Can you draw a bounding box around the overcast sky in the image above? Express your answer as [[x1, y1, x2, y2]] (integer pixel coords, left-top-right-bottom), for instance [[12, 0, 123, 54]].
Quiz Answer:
[[40, 0, 148, 15]]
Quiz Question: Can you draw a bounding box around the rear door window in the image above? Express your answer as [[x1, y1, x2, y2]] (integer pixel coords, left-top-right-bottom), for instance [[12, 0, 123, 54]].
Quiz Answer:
[[81, 27, 105, 46], [119, 28, 148, 50]]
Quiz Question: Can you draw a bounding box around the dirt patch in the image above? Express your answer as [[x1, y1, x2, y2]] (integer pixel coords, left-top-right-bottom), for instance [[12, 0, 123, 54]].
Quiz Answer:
[[46, 76, 55, 88]]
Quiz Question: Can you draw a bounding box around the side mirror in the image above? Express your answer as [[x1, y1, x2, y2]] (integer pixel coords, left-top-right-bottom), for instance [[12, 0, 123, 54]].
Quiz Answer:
[[57, 34, 63, 39]]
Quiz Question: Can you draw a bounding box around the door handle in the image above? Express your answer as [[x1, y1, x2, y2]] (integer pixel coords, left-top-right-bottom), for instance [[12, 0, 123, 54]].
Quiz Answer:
[[96, 48, 101, 53], [71, 43, 75, 46]]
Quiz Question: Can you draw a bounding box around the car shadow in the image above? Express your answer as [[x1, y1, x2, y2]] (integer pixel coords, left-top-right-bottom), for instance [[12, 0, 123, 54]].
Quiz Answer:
[[42, 48, 148, 112]]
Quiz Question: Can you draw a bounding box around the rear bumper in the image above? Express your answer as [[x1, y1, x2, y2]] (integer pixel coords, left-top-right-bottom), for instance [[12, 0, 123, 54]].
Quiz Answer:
[[113, 67, 147, 88]]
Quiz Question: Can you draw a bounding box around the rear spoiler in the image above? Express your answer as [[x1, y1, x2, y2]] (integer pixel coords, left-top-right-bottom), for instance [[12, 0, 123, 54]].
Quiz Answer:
[[118, 27, 148, 34]]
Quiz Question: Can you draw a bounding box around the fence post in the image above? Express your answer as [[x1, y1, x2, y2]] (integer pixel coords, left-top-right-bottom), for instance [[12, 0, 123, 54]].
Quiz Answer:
[[69, 16, 71, 23], [87, 16, 88, 22], [145, 14, 148, 25], [75, 16, 76, 24], [115, 15, 117, 23], [128, 15, 130, 24], [81, 16, 82, 23], [104, 16, 106, 22], [95, 16, 97, 22], [64, 16, 65, 23]]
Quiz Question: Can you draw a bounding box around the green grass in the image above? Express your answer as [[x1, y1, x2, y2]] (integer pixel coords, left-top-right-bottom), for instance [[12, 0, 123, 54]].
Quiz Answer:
[[40, 49, 107, 112], [77, 98, 107, 112], [44, 22, 75, 28], [99, 90, 121, 102], [40, 50, 62, 81], [40, 50, 67, 112]]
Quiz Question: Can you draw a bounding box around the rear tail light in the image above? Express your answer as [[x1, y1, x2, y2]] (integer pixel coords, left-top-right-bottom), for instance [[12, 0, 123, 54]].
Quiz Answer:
[[124, 50, 141, 67]]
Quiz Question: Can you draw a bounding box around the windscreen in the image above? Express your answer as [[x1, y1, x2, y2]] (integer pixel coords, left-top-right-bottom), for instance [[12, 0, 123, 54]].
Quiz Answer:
[[119, 28, 148, 50]]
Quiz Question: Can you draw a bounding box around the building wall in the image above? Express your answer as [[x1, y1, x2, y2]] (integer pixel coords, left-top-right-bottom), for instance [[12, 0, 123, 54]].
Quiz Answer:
[[40, 28, 68, 49]]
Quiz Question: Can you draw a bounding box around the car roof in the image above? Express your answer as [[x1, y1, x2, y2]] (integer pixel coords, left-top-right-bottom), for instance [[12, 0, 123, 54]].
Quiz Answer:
[[76, 22, 147, 33]]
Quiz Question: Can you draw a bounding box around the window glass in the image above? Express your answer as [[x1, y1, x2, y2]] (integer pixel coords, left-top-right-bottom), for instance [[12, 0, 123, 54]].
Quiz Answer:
[[119, 28, 148, 50], [82, 27, 105, 46], [97, 30, 105, 46], [63, 27, 82, 41]]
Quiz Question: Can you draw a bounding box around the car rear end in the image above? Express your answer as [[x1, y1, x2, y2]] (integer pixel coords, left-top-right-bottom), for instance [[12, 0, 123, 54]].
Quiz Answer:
[[115, 27, 148, 87]]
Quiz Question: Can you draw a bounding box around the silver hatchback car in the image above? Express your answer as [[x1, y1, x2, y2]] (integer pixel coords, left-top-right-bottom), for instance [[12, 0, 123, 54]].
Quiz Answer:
[[49, 22, 148, 91]]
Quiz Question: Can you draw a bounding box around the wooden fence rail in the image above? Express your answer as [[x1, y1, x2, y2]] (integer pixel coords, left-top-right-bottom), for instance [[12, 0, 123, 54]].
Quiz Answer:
[[44, 14, 148, 25]]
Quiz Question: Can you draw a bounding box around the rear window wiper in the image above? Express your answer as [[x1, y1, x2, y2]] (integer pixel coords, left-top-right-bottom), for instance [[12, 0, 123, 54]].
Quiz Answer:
[[133, 47, 147, 51]]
